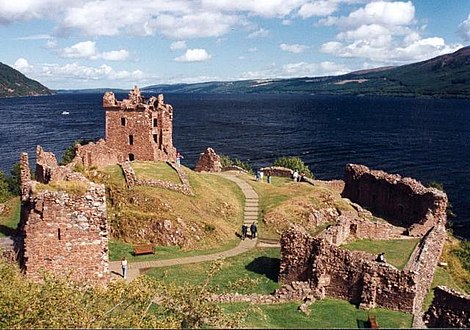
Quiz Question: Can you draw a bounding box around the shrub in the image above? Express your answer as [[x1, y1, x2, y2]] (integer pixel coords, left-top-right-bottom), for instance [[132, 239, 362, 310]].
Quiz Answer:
[[60, 139, 93, 165], [219, 154, 253, 173], [272, 156, 314, 179]]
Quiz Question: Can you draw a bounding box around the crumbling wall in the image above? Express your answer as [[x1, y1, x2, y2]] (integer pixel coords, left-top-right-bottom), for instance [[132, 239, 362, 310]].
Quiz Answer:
[[424, 286, 470, 328], [104, 86, 176, 163], [20, 147, 109, 283], [74, 139, 124, 168], [342, 164, 447, 236], [279, 226, 417, 312], [260, 166, 293, 178], [194, 147, 221, 172]]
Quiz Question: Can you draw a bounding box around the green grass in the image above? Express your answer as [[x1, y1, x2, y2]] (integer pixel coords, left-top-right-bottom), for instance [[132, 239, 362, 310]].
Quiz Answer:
[[223, 298, 413, 328], [342, 238, 420, 270], [0, 197, 20, 237], [422, 266, 466, 311], [109, 238, 240, 262], [146, 247, 280, 295], [131, 161, 181, 184]]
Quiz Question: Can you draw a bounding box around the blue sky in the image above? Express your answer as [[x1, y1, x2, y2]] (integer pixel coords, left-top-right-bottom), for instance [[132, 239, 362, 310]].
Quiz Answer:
[[1, 0, 469, 89]]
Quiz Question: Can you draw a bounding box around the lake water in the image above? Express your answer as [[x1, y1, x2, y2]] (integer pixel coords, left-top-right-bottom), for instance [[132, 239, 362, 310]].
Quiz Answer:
[[0, 93, 469, 239]]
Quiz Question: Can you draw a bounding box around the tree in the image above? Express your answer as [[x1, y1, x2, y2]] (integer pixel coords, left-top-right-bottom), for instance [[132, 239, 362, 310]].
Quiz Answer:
[[0, 171, 10, 202], [6, 162, 21, 196], [219, 154, 253, 173], [272, 156, 314, 179]]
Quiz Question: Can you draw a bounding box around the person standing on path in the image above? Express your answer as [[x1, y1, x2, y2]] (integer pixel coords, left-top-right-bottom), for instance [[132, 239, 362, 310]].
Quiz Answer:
[[241, 224, 248, 240], [121, 257, 128, 279], [250, 222, 257, 239]]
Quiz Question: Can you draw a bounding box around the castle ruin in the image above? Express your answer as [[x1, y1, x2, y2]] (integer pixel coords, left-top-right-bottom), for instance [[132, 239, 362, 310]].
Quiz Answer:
[[278, 164, 448, 318], [103, 86, 176, 163], [18, 147, 109, 283]]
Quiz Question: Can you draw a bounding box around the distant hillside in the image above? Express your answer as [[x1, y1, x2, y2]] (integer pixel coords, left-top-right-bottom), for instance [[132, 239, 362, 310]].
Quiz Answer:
[[143, 46, 470, 98], [0, 62, 52, 98]]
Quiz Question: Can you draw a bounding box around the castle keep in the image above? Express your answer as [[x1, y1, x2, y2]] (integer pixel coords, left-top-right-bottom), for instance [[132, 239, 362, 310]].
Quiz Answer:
[[103, 86, 176, 162]]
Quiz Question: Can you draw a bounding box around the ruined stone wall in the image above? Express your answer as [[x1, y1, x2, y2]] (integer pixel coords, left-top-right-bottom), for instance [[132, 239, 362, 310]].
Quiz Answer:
[[74, 139, 124, 168], [424, 286, 470, 328], [104, 87, 176, 163], [121, 161, 193, 196], [403, 225, 447, 314], [342, 164, 447, 236], [279, 226, 417, 313], [194, 147, 221, 172], [20, 147, 109, 283]]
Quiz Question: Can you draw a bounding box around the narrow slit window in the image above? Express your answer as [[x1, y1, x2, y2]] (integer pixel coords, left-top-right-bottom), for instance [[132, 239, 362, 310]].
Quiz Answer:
[[153, 134, 158, 143], [129, 135, 134, 145], [153, 118, 158, 127], [58, 228, 61, 240], [121, 117, 126, 126]]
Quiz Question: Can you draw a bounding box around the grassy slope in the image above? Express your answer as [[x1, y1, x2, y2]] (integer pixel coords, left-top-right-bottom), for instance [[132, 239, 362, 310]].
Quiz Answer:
[[342, 238, 420, 270], [244, 174, 353, 239], [94, 162, 244, 250], [0, 197, 20, 237], [132, 161, 181, 183]]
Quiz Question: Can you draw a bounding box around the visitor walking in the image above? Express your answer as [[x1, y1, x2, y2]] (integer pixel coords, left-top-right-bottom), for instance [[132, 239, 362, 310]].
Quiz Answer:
[[176, 151, 183, 167], [121, 257, 128, 279], [293, 170, 299, 182], [250, 222, 258, 239], [267, 174, 272, 183], [256, 170, 261, 182], [259, 170, 264, 182]]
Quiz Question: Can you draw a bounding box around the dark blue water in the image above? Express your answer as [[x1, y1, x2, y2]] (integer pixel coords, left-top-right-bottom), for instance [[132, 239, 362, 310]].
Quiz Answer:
[[0, 93, 469, 239]]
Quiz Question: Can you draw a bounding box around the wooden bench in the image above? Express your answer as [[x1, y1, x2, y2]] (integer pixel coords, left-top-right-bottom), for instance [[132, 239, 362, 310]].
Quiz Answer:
[[368, 314, 379, 329], [133, 244, 155, 256]]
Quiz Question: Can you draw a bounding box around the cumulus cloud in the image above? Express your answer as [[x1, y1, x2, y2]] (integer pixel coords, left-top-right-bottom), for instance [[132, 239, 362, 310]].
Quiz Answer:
[[59, 41, 129, 61], [298, 1, 338, 18], [13, 58, 33, 73], [280, 43, 309, 53], [247, 28, 269, 39], [170, 40, 187, 50], [201, 0, 305, 18], [174, 48, 211, 62], [319, 1, 462, 64], [458, 14, 470, 41]]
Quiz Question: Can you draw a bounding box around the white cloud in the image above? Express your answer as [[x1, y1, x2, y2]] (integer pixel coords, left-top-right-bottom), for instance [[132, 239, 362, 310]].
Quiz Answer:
[[170, 40, 187, 50], [59, 41, 129, 61], [45, 39, 58, 49], [13, 58, 33, 73], [61, 41, 98, 59], [201, 0, 305, 18], [458, 14, 470, 41], [174, 48, 211, 62], [320, 1, 415, 28], [247, 28, 269, 38], [298, 1, 338, 18], [280, 43, 309, 53]]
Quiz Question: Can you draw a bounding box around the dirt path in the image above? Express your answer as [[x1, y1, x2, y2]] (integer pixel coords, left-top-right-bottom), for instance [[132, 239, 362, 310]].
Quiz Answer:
[[109, 172, 260, 281]]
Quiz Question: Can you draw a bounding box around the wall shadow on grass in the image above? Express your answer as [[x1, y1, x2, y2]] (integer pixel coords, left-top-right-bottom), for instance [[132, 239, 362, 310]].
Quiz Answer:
[[245, 256, 280, 282]]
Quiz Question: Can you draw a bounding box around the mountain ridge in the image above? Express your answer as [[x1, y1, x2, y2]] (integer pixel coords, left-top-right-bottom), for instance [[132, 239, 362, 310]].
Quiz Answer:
[[142, 46, 470, 98], [0, 62, 52, 98]]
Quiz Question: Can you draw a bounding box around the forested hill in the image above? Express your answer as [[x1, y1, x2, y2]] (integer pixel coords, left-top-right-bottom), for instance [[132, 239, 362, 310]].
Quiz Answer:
[[143, 46, 470, 98], [0, 62, 52, 98]]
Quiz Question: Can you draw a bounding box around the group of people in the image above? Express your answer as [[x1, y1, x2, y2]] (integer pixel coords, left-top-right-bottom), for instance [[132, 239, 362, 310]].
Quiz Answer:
[[241, 222, 258, 240], [256, 170, 272, 183]]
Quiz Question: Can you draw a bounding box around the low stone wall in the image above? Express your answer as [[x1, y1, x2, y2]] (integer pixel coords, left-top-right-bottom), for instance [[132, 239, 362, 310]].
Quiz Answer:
[[74, 139, 124, 168], [260, 166, 293, 178], [424, 286, 470, 328], [120, 161, 194, 196]]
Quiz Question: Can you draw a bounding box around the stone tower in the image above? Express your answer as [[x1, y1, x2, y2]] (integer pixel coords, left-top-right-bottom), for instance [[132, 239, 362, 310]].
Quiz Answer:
[[103, 86, 177, 162]]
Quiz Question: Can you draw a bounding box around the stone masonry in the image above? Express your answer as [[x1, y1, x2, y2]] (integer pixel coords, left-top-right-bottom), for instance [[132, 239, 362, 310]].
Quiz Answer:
[[194, 147, 221, 172], [19, 147, 109, 283], [74, 138, 124, 168], [424, 286, 470, 328], [278, 164, 449, 316], [342, 163, 447, 236], [104, 86, 176, 163]]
